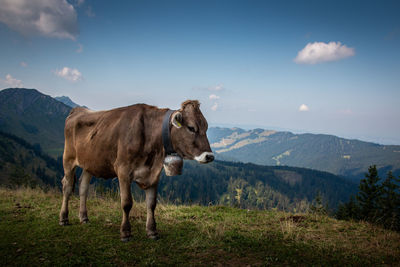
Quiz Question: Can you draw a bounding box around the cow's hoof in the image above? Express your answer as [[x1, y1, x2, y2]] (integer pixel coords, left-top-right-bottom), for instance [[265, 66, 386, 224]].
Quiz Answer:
[[148, 234, 159, 240], [59, 220, 70, 226], [121, 236, 132, 242], [80, 218, 89, 224]]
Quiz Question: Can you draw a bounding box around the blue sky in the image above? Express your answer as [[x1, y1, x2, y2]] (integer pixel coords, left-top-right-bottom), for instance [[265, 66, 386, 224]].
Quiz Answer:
[[0, 0, 399, 144]]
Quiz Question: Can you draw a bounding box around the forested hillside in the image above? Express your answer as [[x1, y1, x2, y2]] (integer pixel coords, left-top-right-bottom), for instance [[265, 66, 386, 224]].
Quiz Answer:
[[208, 127, 400, 181], [74, 159, 358, 212], [0, 131, 63, 187], [0, 88, 71, 157]]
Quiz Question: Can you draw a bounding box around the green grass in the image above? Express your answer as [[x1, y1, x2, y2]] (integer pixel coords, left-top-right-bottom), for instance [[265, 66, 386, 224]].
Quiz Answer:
[[1, 187, 399, 266]]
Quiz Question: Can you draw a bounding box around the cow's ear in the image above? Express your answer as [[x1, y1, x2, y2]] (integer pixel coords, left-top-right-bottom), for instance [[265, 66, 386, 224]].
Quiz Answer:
[[171, 111, 183, 128]]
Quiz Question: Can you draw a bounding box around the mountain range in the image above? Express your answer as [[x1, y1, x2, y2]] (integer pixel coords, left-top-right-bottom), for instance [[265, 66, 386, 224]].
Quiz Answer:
[[1, 88, 398, 182], [1, 87, 399, 181], [208, 127, 400, 181], [0, 88, 71, 157]]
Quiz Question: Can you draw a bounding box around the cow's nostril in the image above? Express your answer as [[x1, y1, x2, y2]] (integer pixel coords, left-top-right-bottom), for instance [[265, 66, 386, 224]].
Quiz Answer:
[[206, 154, 214, 162]]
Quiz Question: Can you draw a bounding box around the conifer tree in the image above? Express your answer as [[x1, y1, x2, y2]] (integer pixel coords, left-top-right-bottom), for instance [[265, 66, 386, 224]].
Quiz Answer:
[[310, 191, 327, 215], [379, 171, 400, 229], [336, 196, 360, 220], [356, 165, 382, 221]]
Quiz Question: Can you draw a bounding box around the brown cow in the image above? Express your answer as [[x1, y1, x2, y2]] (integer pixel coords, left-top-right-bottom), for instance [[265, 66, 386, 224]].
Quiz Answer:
[[59, 100, 214, 241]]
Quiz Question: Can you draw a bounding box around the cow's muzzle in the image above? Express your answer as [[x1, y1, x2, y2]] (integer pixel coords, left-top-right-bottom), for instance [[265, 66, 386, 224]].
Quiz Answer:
[[194, 152, 214, 164]]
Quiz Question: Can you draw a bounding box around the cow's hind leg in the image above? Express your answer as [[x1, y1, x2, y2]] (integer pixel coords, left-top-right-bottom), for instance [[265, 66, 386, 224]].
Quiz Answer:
[[59, 165, 76, 226], [119, 177, 133, 242], [145, 184, 159, 240], [79, 170, 92, 223]]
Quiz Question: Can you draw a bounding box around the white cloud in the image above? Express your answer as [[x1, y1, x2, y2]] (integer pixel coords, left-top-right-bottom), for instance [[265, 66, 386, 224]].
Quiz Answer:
[[299, 104, 309, 112], [1, 74, 23, 87], [20, 61, 28, 67], [76, 43, 83, 53], [211, 102, 218, 111], [209, 94, 220, 100], [209, 84, 224, 91], [54, 67, 82, 82], [294, 41, 355, 64], [0, 0, 79, 40]]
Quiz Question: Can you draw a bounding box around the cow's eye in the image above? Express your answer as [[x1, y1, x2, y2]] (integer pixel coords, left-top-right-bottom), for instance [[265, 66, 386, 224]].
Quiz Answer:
[[187, 126, 196, 133]]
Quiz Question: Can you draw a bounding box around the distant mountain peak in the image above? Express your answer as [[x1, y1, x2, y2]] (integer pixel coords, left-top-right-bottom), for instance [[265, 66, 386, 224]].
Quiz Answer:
[[0, 87, 72, 156], [54, 96, 80, 108], [0, 88, 42, 98], [0, 88, 70, 114]]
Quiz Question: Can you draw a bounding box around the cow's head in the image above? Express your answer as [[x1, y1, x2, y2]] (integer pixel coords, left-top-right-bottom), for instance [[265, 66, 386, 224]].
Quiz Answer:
[[170, 100, 214, 164]]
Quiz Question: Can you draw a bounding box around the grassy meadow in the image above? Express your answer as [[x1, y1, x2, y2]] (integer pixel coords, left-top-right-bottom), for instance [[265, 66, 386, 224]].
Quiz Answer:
[[0, 187, 399, 266]]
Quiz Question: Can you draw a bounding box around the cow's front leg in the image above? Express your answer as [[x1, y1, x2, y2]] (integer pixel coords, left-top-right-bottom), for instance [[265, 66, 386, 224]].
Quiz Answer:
[[119, 178, 133, 242], [145, 184, 159, 239]]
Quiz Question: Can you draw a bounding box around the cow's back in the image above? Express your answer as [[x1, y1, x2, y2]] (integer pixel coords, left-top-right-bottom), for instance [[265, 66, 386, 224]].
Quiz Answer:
[[64, 105, 147, 178]]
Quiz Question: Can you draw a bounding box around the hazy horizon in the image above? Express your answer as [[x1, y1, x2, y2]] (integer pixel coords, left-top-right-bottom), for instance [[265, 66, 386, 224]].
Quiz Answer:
[[0, 0, 399, 144]]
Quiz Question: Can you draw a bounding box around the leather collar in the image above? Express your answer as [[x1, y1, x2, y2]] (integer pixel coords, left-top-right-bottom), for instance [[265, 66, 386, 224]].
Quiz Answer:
[[162, 109, 177, 155]]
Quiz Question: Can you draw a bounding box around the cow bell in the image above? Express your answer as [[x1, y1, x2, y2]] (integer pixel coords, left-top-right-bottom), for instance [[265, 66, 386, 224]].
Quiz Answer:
[[163, 154, 183, 176]]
